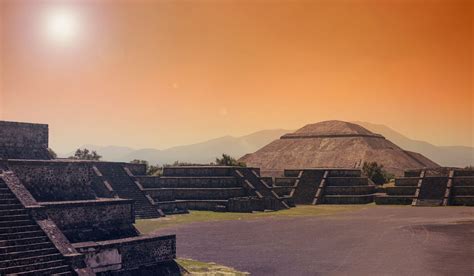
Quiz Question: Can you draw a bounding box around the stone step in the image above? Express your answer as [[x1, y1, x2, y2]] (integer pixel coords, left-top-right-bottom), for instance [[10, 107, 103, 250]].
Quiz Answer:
[[0, 214, 30, 222], [0, 204, 23, 210], [157, 200, 228, 212], [322, 195, 374, 204], [395, 178, 420, 187], [375, 195, 414, 205], [0, 209, 27, 217], [451, 186, 474, 196], [0, 230, 44, 240], [147, 187, 246, 201], [452, 177, 474, 186], [0, 220, 36, 229], [385, 186, 417, 196], [324, 186, 375, 195], [0, 193, 15, 199], [0, 253, 62, 268], [325, 177, 369, 186], [451, 196, 474, 206], [1, 260, 68, 275], [138, 177, 240, 189], [0, 198, 19, 204], [415, 199, 443, 206], [163, 167, 234, 177], [0, 242, 55, 254], [271, 186, 293, 197], [0, 236, 50, 247], [0, 247, 57, 261]]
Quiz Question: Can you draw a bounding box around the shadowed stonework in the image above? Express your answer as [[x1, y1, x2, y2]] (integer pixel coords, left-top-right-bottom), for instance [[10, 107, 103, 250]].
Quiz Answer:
[[0, 121, 179, 275], [0, 121, 51, 160]]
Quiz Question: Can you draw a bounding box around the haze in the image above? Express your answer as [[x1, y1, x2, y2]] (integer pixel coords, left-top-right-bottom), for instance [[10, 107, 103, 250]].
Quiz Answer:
[[0, 0, 472, 153]]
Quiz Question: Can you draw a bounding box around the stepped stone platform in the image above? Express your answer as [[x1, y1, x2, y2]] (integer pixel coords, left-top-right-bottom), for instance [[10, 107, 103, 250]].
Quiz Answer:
[[266, 168, 375, 205], [376, 168, 474, 206], [0, 160, 178, 275], [132, 167, 375, 213], [131, 166, 289, 214], [0, 120, 179, 275]]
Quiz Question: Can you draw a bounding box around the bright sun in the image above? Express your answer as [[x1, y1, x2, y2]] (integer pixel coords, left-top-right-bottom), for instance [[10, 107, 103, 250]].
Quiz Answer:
[[43, 7, 81, 44]]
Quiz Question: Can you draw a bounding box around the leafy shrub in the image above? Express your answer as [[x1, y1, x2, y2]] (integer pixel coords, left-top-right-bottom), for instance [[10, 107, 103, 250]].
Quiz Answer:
[[215, 154, 246, 167], [69, 148, 102, 160], [362, 161, 393, 185]]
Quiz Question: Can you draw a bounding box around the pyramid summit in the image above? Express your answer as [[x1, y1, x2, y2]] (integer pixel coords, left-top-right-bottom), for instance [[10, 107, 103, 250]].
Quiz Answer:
[[284, 120, 383, 138], [239, 120, 439, 176]]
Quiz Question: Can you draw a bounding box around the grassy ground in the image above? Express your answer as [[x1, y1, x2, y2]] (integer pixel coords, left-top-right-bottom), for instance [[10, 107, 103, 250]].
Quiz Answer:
[[136, 205, 370, 233], [178, 258, 249, 275]]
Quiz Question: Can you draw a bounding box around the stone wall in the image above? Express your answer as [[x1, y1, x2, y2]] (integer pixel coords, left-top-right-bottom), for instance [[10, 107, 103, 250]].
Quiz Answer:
[[8, 160, 98, 201], [41, 199, 137, 243], [0, 121, 51, 159], [124, 163, 147, 176], [163, 166, 260, 177], [75, 235, 176, 273], [137, 176, 239, 188]]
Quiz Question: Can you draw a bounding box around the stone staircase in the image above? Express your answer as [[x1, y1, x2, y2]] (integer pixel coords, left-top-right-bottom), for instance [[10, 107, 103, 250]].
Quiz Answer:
[[134, 166, 289, 213], [95, 164, 162, 219], [0, 179, 73, 275], [233, 168, 289, 210], [318, 172, 375, 204], [291, 170, 323, 204], [376, 169, 474, 206], [279, 169, 374, 205]]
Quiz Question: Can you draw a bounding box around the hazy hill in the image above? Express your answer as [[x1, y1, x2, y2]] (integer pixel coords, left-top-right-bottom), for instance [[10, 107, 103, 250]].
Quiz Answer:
[[63, 129, 290, 165], [354, 122, 473, 168], [62, 123, 473, 167]]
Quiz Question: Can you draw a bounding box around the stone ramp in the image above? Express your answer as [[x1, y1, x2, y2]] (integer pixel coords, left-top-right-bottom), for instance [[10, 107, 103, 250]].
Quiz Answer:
[[95, 163, 163, 219], [0, 178, 73, 275], [292, 170, 324, 204]]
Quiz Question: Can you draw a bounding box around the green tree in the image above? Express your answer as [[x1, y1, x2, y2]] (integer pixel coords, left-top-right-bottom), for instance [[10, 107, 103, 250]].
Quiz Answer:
[[147, 165, 162, 176], [69, 148, 102, 161], [215, 154, 246, 167], [362, 161, 392, 185]]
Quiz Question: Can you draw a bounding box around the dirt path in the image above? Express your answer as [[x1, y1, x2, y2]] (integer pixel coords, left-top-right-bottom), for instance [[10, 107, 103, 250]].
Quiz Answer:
[[155, 206, 474, 275]]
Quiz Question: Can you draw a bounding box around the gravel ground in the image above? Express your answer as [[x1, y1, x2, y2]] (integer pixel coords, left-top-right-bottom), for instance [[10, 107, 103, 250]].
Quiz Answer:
[[155, 206, 474, 276]]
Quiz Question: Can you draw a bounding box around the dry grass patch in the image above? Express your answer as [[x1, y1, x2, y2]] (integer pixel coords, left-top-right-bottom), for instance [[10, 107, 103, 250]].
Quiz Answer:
[[178, 258, 249, 275], [136, 205, 370, 233]]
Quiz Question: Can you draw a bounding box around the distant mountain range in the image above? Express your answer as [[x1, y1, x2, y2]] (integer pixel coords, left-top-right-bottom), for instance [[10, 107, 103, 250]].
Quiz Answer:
[[354, 122, 473, 168], [61, 122, 473, 167], [62, 129, 290, 165]]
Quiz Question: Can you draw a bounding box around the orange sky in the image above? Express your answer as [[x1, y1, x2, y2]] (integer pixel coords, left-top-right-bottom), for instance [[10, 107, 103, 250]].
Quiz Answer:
[[0, 0, 472, 153]]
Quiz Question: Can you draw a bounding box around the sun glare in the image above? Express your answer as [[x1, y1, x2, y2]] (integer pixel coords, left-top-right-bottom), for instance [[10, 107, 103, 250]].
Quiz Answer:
[[43, 7, 80, 44]]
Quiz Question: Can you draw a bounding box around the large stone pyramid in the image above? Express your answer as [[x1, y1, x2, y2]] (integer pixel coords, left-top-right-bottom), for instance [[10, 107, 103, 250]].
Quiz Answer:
[[239, 120, 439, 176]]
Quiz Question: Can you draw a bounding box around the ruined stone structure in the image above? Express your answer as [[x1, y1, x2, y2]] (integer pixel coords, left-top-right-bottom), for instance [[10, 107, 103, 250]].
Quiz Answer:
[[269, 169, 375, 205], [0, 121, 179, 275], [0, 160, 178, 275], [240, 120, 439, 176], [376, 168, 474, 206], [133, 166, 289, 214], [0, 121, 52, 160], [131, 167, 375, 212], [0, 119, 469, 274]]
